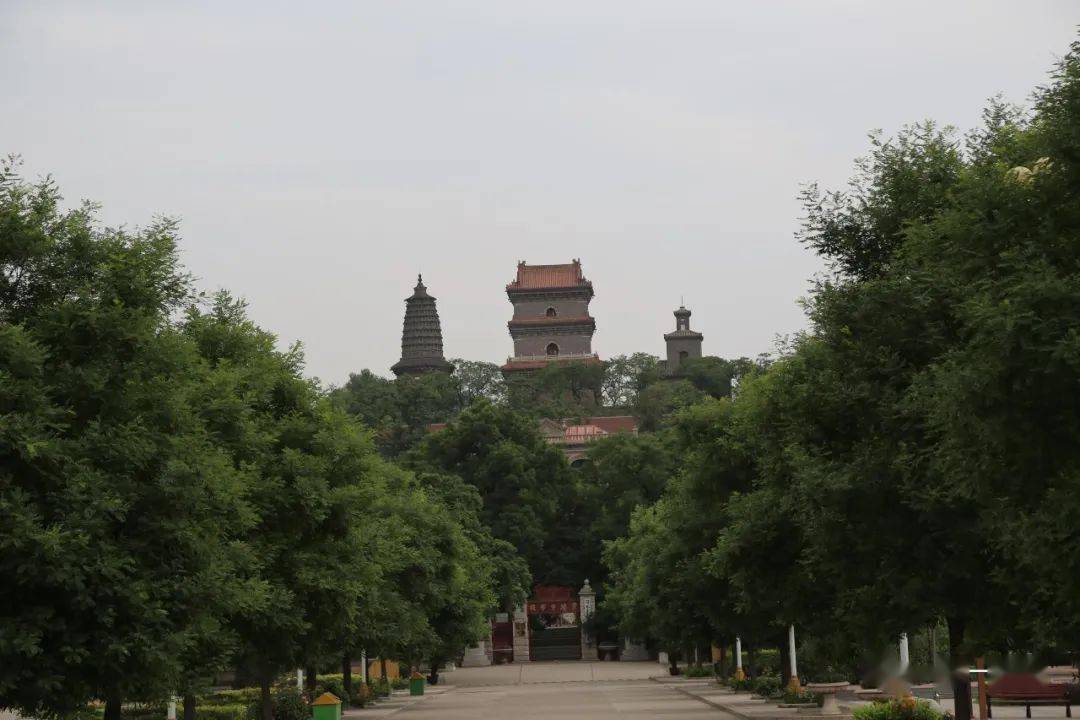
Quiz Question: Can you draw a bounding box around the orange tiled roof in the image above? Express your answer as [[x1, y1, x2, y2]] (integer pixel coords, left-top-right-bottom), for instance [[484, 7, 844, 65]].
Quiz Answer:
[[508, 260, 589, 290], [586, 416, 639, 434]]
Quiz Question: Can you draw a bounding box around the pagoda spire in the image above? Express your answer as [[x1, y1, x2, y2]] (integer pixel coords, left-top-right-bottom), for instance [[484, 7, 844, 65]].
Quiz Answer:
[[391, 275, 452, 377]]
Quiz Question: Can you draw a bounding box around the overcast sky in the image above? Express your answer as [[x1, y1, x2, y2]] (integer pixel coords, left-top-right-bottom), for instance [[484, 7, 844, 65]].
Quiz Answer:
[[2, 2, 1076, 384]]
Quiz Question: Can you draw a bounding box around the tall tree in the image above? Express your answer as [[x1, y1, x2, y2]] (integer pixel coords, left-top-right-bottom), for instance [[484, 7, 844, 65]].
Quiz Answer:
[[409, 400, 580, 584], [0, 165, 248, 718]]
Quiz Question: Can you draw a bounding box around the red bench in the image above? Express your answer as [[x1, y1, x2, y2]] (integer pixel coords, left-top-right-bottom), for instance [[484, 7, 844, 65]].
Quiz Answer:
[[987, 673, 1072, 718]]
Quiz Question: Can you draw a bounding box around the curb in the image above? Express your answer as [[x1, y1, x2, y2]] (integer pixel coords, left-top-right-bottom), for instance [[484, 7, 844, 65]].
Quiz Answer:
[[654, 680, 754, 720], [343, 686, 452, 717]]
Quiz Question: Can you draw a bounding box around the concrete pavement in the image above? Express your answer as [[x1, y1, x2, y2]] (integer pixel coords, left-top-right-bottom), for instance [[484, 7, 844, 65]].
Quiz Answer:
[[387, 679, 735, 719], [440, 660, 662, 687]]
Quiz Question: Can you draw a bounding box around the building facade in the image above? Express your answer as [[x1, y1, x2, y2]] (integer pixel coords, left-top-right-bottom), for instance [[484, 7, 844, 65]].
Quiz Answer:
[[391, 275, 453, 376], [502, 260, 600, 373]]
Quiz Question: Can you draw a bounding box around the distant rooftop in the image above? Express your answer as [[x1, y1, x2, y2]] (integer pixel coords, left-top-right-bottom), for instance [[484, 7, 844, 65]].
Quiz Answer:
[[507, 259, 591, 291]]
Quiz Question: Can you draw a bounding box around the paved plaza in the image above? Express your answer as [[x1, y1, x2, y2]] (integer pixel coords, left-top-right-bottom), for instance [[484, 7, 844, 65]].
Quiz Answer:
[[344, 663, 1076, 720], [375, 677, 729, 719]]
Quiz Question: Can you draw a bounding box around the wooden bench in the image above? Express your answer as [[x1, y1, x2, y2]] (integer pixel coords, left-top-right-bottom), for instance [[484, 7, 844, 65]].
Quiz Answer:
[[987, 673, 1072, 718]]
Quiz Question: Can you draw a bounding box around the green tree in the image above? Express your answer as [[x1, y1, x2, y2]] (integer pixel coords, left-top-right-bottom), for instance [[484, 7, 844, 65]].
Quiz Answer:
[[0, 166, 249, 718], [183, 295, 379, 719], [410, 400, 580, 584], [632, 379, 706, 431], [600, 353, 662, 407], [451, 359, 506, 406]]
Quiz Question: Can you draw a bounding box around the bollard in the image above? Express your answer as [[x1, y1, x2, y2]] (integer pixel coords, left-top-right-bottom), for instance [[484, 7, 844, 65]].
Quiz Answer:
[[311, 693, 341, 720]]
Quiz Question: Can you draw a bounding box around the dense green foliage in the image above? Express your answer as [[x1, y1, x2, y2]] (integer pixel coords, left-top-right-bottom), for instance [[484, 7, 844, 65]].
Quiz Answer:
[[0, 161, 510, 719], [606, 41, 1080, 675], [5, 34, 1080, 720]]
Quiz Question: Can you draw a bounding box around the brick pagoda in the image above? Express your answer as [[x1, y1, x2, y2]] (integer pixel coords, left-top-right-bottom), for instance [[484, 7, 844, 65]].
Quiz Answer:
[[391, 275, 453, 376], [502, 260, 600, 374]]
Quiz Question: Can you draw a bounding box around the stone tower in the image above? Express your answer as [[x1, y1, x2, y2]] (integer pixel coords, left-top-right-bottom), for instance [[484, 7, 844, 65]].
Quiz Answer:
[[502, 259, 600, 373], [663, 305, 703, 375], [391, 275, 452, 377]]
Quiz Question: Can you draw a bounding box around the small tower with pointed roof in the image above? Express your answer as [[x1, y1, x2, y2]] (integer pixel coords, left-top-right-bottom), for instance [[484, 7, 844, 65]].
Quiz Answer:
[[664, 304, 703, 375], [391, 275, 453, 377]]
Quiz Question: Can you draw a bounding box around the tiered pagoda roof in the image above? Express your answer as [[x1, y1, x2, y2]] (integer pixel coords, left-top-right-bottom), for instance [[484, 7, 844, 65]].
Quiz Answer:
[[391, 275, 453, 377], [506, 259, 594, 298]]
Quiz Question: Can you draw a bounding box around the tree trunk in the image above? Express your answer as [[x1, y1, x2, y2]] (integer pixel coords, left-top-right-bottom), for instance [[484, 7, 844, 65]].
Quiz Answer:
[[779, 634, 791, 682], [749, 643, 757, 679], [719, 643, 727, 678], [259, 673, 273, 720], [668, 652, 680, 676], [304, 665, 317, 699], [104, 692, 123, 720], [949, 616, 972, 720], [183, 693, 196, 720], [342, 654, 353, 701], [428, 659, 441, 686]]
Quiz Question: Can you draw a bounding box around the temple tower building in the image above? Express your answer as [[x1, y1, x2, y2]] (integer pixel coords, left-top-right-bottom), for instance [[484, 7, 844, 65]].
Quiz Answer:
[[502, 260, 600, 373], [663, 305, 703, 375], [391, 275, 452, 376]]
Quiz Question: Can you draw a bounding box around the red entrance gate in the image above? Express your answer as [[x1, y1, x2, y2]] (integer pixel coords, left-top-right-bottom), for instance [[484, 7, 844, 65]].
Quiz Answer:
[[527, 586, 581, 661]]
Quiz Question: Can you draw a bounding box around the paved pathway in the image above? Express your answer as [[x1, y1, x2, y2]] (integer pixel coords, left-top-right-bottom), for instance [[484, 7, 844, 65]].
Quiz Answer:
[[387, 678, 732, 719], [442, 660, 661, 686], [344, 662, 735, 718]]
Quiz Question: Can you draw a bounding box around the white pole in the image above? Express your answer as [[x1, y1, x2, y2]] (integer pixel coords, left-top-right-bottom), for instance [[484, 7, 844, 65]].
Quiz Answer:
[[296, 668, 303, 691], [736, 637, 743, 670], [899, 633, 910, 673], [167, 699, 176, 720], [361, 649, 368, 685], [788, 625, 798, 683]]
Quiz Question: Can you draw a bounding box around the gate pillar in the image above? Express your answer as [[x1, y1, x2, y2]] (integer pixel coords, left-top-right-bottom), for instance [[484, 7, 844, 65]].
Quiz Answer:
[[512, 605, 531, 663], [579, 579, 598, 660]]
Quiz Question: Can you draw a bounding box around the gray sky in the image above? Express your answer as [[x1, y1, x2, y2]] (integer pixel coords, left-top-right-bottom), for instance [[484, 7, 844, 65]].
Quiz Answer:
[[3, 2, 1076, 384]]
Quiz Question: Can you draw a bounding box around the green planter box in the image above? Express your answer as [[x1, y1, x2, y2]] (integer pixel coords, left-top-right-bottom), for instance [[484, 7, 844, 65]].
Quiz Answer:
[[311, 693, 341, 720], [409, 677, 425, 696]]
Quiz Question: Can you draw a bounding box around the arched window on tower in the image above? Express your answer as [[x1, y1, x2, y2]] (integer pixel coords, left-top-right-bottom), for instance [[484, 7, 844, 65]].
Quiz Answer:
[[546, 342, 560, 356], [546, 307, 557, 318]]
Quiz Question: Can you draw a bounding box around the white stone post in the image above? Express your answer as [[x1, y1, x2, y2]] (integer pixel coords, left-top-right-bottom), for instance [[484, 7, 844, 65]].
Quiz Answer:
[[899, 633, 910, 673], [579, 579, 598, 660], [167, 699, 176, 720], [512, 604, 531, 663], [735, 636, 745, 680], [296, 668, 304, 691], [361, 649, 368, 684], [788, 625, 799, 690]]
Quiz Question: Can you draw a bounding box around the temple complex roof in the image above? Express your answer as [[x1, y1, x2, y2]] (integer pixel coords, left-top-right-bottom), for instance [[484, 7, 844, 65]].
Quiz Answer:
[[506, 259, 592, 292]]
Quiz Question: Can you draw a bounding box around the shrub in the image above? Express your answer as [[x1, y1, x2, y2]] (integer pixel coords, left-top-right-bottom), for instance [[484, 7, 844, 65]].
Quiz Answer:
[[683, 665, 715, 678], [247, 687, 307, 720], [203, 689, 262, 706], [751, 675, 782, 698], [730, 676, 754, 692], [195, 704, 248, 720], [753, 649, 781, 677], [314, 675, 350, 706], [123, 705, 168, 720], [350, 684, 373, 707], [781, 688, 822, 706], [853, 698, 944, 720]]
